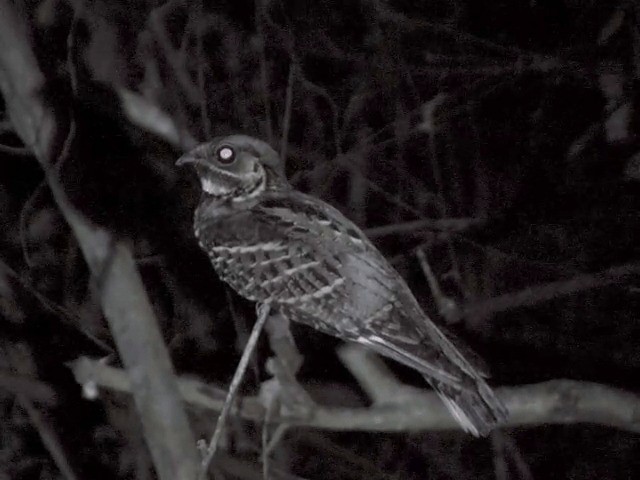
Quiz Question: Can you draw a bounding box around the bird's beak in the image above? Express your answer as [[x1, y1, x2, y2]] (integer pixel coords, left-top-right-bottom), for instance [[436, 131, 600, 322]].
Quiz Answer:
[[175, 153, 196, 167]]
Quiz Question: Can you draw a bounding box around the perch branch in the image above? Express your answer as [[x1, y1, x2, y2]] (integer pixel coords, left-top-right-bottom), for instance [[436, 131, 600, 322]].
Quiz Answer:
[[336, 344, 408, 405], [71, 356, 640, 434]]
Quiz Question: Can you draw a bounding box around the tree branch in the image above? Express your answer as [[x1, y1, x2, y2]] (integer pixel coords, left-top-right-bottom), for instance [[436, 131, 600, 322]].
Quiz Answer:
[[0, 3, 199, 479], [364, 217, 486, 239], [116, 88, 197, 150], [71, 356, 640, 434], [18, 395, 79, 480], [458, 262, 640, 321]]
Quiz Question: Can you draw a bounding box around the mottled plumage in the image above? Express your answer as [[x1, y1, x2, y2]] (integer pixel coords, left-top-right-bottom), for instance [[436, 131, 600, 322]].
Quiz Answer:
[[177, 134, 508, 436]]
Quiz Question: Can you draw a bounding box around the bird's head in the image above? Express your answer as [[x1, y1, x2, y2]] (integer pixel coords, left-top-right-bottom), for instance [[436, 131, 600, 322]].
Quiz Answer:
[[176, 134, 288, 201]]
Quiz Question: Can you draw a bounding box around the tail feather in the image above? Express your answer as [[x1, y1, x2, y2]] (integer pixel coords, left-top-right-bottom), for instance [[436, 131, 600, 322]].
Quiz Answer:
[[426, 376, 508, 437], [355, 301, 509, 435]]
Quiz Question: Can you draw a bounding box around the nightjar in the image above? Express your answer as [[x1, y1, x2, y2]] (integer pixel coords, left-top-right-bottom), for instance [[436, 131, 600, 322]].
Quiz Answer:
[[177, 134, 508, 436]]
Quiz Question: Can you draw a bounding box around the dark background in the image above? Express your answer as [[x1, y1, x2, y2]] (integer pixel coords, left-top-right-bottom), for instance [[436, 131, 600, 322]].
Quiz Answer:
[[1, 0, 639, 478]]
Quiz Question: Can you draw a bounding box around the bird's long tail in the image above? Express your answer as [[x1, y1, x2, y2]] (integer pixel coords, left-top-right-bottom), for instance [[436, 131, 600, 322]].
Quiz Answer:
[[425, 375, 508, 437], [408, 301, 508, 436], [360, 331, 508, 436]]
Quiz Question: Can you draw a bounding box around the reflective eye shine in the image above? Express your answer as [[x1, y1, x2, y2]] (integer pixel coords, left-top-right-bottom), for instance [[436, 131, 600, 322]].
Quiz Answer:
[[216, 145, 236, 165]]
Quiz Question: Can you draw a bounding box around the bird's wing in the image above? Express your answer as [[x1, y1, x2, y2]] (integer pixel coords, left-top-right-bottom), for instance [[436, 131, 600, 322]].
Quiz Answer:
[[258, 195, 442, 331], [257, 192, 491, 383], [199, 191, 487, 383], [256, 191, 403, 304], [198, 190, 507, 434], [256, 191, 374, 253]]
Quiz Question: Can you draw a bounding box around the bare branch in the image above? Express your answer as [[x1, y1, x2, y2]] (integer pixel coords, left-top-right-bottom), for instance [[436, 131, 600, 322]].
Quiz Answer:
[[0, 143, 32, 156], [116, 88, 198, 150], [364, 217, 486, 239], [7, 346, 78, 479], [18, 396, 79, 480], [415, 248, 460, 323], [255, 0, 273, 144], [0, 3, 199, 479], [459, 262, 640, 321], [148, 0, 202, 105], [279, 60, 296, 165], [71, 357, 640, 434], [0, 370, 58, 406], [337, 344, 407, 405]]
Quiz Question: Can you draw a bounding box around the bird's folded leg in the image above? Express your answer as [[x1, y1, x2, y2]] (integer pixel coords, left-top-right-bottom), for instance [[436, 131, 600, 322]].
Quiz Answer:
[[264, 311, 303, 375], [259, 360, 315, 419], [259, 311, 315, 418]]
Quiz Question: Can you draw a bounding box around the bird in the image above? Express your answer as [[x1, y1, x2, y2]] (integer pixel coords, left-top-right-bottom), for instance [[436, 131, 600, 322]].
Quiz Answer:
[[176, 134, 508, 436]]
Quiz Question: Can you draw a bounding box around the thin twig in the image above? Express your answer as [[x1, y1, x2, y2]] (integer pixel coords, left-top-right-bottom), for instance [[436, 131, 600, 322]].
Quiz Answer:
[[66, 0, 80, 94], [199, 302, 272, 479], [368, 0, 528, 57], [458, 262, 640, 322], [415, 248, 460, 323], [423, 104, 464, 289], [5, 344, 78, 480], [297, 431, 399, 480], [148, 0, 201, 105], [364, 217, 486, 239], [18, 178, 47, 267], [19, 395, 80, 480], [490, 432, 509, 480], [279, 60, 295, 164], [255, 0, 273, 144], [0, 143, 32, 155], [503, 434, 534, 480], [296, 71, 341, 155], [116, 88, 197, 150], [262, 398, 289, 480], [196, 2, 211, 138], [0, 258, 113, 355], [0, 370, 57, 406]]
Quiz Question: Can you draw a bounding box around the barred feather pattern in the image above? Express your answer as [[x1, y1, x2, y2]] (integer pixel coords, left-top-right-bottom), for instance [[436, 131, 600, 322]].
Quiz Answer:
[[194, 189, 508, 436], [183, 135, 507, 436]]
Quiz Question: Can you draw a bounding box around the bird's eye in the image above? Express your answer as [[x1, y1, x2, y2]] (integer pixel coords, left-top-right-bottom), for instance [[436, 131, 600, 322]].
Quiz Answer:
[[215, 145, 236, 165]]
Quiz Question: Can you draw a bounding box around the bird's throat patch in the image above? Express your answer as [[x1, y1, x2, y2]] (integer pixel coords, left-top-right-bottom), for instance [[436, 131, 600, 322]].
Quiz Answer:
[[199, 167, 265, 202], [201, 177, 234, 197]]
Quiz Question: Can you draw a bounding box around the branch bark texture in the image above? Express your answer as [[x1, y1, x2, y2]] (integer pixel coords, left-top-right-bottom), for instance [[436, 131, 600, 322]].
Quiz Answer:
[[71, 357, 640, 434], [0, 3, 199, 479]]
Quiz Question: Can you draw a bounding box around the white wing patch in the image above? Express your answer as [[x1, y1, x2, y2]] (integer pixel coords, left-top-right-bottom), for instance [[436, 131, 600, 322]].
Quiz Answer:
[[254, 253, 295, 267], [255, 260, 322, 288], [281, 260, 321, 276], [208, 241, 289, 254], [279, 277, 345, 304]]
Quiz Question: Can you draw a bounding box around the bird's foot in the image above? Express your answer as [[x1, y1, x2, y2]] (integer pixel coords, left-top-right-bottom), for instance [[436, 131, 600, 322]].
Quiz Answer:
[[258, 356, 316, 420]]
